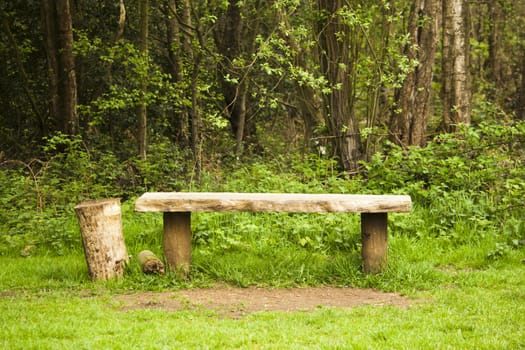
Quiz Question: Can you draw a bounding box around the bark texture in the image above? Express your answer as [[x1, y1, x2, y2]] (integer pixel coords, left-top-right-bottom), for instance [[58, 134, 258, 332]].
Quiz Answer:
[[164, 0, 190, 145], [361, 213, 388, 273], [75, 199, 128, 281], [391, 0, 440, 147], [164, 212, 191, 276], [42, 0, 78, 134], [317, 0, 361, 172], [442, 0, 471, 131], [214, 0, 257, 154], [137, 0, 149, 159], [518, 53, 525, 120]]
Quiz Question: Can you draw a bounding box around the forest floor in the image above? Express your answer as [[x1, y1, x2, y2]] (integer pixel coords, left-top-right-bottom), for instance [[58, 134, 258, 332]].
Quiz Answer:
[[115, 284, 414, 318]]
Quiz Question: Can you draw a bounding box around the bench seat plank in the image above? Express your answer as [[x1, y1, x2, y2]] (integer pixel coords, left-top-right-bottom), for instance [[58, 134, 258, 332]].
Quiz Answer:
[[134, 192, 412, 275], [135, 192, 412, 213]]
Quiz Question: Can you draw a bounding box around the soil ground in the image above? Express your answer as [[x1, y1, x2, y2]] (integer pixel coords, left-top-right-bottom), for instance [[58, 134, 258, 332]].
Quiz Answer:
[[115, 285, 413, 318]]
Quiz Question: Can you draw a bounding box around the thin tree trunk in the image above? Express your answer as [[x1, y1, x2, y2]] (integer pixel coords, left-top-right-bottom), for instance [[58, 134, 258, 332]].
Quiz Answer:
[[164, 0, 189, 145], [216, 0, 244, 152], [178, 0, 202, 178], [214, 0, 256, 155], [442, 0, 470, 132], [391, 0, 440, 147], [487, 2, 502, 91], [114, 0, 126, 42], [1, 12, 44, 126], [190, 61, 202, 179], [517, 52, 525, 120], [101, 0, 125, 92], [56, 0, 77, 135], [42, 0, 78, 135], [42, 1, 59, 130], [317, 0, 361, 172], [277, 9, 323, 150], [137, 0, 149, 160], [233, 86, 247, 155]]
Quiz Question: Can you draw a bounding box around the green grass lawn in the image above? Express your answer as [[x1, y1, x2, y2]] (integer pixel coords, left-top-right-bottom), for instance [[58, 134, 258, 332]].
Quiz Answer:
[[2, 118, 524, 349], [1, 202, 524, 349], [0, 283, 522, 349], [1, 241, 523, 349]]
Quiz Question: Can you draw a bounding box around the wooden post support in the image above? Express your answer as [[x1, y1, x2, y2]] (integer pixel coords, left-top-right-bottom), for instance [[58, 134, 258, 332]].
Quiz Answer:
[[163, 212, 191, 277], [361, 213, 388, 274], [74, 199, 129, 281]]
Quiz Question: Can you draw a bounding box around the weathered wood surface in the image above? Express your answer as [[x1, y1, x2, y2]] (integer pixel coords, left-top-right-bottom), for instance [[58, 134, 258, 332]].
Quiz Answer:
[[74, 199, 129, 281], [361, 213, 388, 273], [164, 212, 191, 277], [137, 250, 165, 275], [134, 192, 412, 275], [135, 192, 412, 213]]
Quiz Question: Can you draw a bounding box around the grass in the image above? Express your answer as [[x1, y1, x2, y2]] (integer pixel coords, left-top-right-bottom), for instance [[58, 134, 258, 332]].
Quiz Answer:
[[1, 179, 525, 348], [0, 260, 523, 349], [1, 205, 524, 349], [1, 120, 524, 348]]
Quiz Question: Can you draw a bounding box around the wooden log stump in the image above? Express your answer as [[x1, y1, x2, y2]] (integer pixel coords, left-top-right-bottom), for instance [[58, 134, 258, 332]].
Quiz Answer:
[[74, 199, 129, 281], [137, 250, 165, 274]]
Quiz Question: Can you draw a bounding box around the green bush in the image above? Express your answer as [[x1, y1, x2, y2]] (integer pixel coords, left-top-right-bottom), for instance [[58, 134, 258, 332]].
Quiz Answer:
[[363, 120, 525, 256], [0, 120, 523, 271]]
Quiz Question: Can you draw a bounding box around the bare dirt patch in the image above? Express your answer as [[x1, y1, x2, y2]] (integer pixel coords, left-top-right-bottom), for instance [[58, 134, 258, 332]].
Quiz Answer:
[[115, 285, 413, 318]]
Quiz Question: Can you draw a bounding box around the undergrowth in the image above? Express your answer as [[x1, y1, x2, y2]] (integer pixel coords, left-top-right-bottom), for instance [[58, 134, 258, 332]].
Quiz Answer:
[[0, 119, 524, 291]]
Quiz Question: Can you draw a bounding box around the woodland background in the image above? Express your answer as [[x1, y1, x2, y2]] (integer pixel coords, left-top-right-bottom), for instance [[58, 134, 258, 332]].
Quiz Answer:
[[0, 0, 524, 258]]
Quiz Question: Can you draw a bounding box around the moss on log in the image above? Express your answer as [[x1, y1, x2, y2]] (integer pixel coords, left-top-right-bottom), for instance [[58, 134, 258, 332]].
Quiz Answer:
[[137, 250, 165, 275]]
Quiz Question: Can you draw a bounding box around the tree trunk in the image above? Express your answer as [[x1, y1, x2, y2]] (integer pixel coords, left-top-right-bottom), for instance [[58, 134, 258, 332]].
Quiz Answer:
[[42, 0, 78, 135], [1, 12, 44, 126], [163, 0, 190, 146], [317, 0, 361, 172], [517, 52, 525, 120], [510, 2, 525, 119], [487, 2, 503, 94], [174, 0, 202, 178], [442, 0, 471, 131], [137, 0, 149, 160], [190, 61, 202, 179], [391, 0, 440, 147], [114, 0, 126, 42], [214, 0, 257, 155], [74, 199, 129, 281], [277, 9, 323, 150]]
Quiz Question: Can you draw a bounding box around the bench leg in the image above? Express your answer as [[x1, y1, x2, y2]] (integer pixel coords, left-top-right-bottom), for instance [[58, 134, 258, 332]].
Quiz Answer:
[[163, 212, 191, 277], [361, 213, 388, 274]]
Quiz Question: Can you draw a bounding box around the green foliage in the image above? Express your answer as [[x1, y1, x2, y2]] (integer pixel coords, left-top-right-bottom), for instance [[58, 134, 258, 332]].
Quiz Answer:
[[1, 3, 525, 346], [363, 120, 525, 258], [131, 139, 193, 192], [1, 119, 524, 289], [0, 133, 193, 255]]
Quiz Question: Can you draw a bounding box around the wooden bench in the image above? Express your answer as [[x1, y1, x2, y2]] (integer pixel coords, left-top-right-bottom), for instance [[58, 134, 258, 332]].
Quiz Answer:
[[134, 192, 412, 275]]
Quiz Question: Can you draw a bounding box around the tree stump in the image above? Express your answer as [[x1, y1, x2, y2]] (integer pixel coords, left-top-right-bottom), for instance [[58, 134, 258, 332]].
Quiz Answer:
[[74, 199, 129, 281], [137, 250, 165, 274]]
